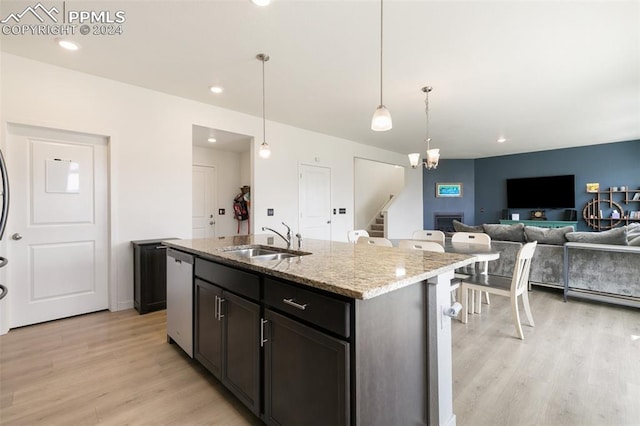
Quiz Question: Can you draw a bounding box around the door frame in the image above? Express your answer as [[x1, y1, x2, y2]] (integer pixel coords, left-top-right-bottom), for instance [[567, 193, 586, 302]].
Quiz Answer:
[[3, 122, 113, 331], [298, 162, 332, 241]]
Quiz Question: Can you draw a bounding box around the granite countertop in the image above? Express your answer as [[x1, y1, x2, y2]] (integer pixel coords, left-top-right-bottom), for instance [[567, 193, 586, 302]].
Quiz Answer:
[[163, 235, 476, 300]]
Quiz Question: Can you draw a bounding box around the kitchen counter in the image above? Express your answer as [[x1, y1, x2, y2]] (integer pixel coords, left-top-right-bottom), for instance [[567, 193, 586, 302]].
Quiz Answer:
[[164, 234, 474, 425], [163, 234, 475, 300]]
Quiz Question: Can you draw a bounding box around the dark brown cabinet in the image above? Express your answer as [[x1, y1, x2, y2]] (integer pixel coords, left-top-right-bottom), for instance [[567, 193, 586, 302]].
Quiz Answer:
[[194, 262, 261, 416], [194, 279, 223, 377], [263, 309, 350, 426], [132, 239, 176, 314], [222, 291, 261, 414]]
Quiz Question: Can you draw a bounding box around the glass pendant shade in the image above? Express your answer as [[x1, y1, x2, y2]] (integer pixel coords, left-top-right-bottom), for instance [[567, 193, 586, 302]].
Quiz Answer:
[[425, 148, 440, 169], [408, 153, 421, 168], [371, 105, 393, 131], [259, 141, 271, 159]]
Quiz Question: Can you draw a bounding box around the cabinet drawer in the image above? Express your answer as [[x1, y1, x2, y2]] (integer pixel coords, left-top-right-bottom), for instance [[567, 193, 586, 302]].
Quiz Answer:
[[195, 258, 259, 301], [264, 278, 350, 339]]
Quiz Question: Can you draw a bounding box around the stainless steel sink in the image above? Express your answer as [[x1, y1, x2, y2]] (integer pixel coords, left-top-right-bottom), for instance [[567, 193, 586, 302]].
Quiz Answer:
[[220, 245, 310, 261], [251, 252, 298, 261]]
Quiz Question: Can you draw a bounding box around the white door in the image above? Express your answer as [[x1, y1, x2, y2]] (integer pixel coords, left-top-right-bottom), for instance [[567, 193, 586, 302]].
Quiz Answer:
[[192, 165, 217, 239], [6, 124, 109, 328], [299, 164, 331, 240]]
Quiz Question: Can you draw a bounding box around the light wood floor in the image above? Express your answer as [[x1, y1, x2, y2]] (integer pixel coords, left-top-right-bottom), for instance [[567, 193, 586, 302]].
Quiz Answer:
[[1, 288, 639, 425]]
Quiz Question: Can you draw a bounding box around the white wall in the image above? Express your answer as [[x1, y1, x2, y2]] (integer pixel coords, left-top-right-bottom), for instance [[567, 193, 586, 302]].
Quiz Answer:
[[354, 158, 405, 229], [192, 146, 246, 237], [0, 53, 422, 326]]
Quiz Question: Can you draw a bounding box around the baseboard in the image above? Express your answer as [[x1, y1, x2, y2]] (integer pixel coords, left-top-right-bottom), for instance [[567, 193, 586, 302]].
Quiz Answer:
[[114, 300, 134, 311]]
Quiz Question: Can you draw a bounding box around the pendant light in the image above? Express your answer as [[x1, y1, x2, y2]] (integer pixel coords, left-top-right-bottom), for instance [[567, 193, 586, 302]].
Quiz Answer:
[[371, 0, 392, 131], [409, 86, 440, 169], [257, 53, 272, 159]]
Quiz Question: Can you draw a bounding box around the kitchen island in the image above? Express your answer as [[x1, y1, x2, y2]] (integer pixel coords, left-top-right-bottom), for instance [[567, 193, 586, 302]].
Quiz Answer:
[[164, 235, 475, 426]]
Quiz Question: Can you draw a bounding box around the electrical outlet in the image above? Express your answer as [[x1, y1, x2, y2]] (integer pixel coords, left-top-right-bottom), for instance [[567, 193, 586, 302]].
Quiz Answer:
[[267, 208, 274, 216], [218, 208, 225, 215], [333, 208, 337, 215], [339, 208, 346, 214]]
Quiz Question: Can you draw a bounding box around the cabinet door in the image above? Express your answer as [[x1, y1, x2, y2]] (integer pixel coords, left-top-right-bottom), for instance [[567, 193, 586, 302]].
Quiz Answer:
[[143, 245, 168, 311], [221, 291, 261, 415], [194, 279, 223, 378], [264, 309, 350, 426]]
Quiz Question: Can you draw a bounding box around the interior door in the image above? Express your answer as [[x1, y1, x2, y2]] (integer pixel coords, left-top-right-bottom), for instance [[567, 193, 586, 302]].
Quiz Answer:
[[6, 124, 109, 328], [192, 165, 217, 239], [299, 164, 332, 240]]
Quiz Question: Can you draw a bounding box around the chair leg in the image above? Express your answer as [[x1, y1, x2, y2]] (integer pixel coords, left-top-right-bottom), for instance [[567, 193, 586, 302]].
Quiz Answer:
[[462, 287, 469, 324], [468, 289, 475, 314], [511, 295, 524, 340], [480, 260, 490, 306], [522, 290, 535, 327]]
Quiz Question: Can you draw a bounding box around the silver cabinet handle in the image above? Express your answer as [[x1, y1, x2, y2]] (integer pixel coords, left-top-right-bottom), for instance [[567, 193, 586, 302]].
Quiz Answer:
[[217, 297, 225, 320], [11, 233, 22, 240], [214, 295, 219, 320], [260, 319, 268, 347], [283, 298, 307, 310]]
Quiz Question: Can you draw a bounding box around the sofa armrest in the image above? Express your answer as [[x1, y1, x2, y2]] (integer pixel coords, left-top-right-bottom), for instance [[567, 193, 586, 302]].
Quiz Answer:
[[565, 242, 640, 253], [564, 242, 640, 306], [486, 241, 523, 278]]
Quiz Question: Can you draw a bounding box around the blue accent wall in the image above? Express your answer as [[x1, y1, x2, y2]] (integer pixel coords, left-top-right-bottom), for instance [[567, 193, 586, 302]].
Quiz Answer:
[[422, 159, 475, 228], [474, 140, 640, 230]]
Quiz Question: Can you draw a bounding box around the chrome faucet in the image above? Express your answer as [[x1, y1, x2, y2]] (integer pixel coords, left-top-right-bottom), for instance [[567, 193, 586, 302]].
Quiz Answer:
[[262, 222, 292, 248]]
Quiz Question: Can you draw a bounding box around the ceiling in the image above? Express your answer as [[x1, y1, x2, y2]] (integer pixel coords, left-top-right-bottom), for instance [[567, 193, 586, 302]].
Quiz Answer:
[[1, 0, 639, 159], [192, 125, 251, 152]]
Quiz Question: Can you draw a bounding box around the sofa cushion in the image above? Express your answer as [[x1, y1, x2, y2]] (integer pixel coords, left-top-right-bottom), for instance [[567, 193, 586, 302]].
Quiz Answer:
[[452, 220, 483, 233], [482, 223, 525, 242], [628, 235, 640, 246], [566, 227, 628, 245], [524, 225, 573, 245], [627, 223, 640, 238]]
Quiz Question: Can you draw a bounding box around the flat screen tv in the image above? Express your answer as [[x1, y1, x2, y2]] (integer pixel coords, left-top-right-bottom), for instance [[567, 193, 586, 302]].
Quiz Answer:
[[506, 175, 575, 209]]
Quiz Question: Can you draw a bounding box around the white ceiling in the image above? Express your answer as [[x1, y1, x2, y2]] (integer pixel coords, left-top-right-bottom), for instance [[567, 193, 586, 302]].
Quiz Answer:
[[192, 125, 251, 152], [1, 0, 639, 159]]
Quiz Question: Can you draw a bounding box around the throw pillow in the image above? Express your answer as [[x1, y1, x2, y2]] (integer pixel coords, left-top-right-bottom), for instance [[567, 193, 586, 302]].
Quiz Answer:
[[524, 225, 573, 245], [566, 227, 628, 245], [452, 219, 483, 233], [482, 223, 526, 242]]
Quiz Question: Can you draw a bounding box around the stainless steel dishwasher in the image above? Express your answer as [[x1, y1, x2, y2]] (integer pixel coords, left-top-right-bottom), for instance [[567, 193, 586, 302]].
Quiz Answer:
[[166, 248, 193, 357]]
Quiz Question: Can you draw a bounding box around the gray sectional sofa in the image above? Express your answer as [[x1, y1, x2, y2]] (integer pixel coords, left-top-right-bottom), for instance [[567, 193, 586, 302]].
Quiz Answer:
[[452, 220, 640, 308]]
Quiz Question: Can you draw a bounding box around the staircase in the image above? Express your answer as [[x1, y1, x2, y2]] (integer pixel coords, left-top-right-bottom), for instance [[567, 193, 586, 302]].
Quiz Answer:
[[369, 213, 385, 237]]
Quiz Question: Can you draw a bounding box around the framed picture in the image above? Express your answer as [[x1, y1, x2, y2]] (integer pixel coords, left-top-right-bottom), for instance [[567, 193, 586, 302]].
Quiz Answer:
[[435, 182, 463, 198], [586, 182, 600, 193]]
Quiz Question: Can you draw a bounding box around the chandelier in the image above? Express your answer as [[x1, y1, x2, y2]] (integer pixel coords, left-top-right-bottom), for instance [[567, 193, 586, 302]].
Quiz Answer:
[[408, 86, 440, 169]]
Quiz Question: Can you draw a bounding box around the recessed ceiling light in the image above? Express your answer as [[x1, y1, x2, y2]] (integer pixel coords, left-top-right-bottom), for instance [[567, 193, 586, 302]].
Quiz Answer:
[[56, 39, 80, 51], [209, 86, 224, 94], [207, 138, 217, 143], [497, 137, 507, 143], [251, 0, 271, 6]]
